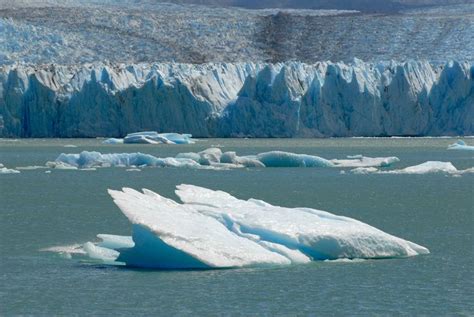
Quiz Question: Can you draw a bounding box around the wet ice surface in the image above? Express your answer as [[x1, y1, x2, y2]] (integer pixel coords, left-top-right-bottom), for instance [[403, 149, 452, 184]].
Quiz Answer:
[[52, 185, 428, 269]]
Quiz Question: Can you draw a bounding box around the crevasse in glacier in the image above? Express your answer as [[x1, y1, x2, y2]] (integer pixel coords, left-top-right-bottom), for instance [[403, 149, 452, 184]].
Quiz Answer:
[[71, 185, 429, 269], [1, 60, 472, 138]]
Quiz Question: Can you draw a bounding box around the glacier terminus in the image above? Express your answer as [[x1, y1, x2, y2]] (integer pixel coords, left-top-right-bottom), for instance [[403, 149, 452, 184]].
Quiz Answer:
[[1, 60, 472, 138]]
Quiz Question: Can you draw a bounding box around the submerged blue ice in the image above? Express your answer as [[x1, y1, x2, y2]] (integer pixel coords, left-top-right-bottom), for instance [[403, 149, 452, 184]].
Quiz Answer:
[[72, 186, 429, 269]]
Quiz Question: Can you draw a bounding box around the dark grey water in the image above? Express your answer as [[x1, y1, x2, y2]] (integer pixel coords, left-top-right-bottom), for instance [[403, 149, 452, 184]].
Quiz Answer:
[[1, 138, 473, 316]]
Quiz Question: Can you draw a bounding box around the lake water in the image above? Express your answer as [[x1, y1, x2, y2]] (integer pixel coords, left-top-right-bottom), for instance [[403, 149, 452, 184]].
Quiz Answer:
[[1, 138, 473, 316]]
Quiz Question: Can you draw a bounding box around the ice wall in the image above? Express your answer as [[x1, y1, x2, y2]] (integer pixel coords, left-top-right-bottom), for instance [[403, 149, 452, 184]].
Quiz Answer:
[[0, 60, 472, 138]]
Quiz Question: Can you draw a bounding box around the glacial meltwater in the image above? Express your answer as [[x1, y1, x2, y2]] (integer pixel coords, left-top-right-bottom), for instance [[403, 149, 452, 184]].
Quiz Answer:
[[1, 138, 473, 315]]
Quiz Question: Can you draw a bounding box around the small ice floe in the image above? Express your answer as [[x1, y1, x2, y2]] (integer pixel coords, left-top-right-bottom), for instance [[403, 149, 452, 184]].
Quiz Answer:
[[55, 185, 429, 269], [447, 140, 474, 151], [102, 132, 195, 145], [102, 138, 124, 145], [349, 161, 473, 176], [0, 163, 20, 174], [331, 155, 400, 168], [63, 144, 77, 148], [16, 165, 48, 170]]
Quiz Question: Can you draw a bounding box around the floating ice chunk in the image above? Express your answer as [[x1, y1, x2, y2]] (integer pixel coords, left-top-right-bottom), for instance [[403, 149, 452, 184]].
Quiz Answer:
[[352, 161, 474, 175], [96, 234, 135, 250], [177, 185, 429, 261], [63, 144, 77, 148], [76, 186, 428, 269], [106, 188, 289, 268], [51, 151, 201, 169], [102, 132, 195, 145], [256, 151, 334, 167], [46, 161, 78, 170], [179, 148, 223, 165], [332, 155, 400, 168], [350, 167, 379, 174], [103, 138, 124, 144], [0, 163, 20, 174], [16, 165, 48, 170], [159, 133, 195, 145], [83, 242, 123, 264], [447, 140, 474, 151], [123, 132, 195, 145], [386, 161, 459, 174], [220, 152, 265, 168], [383, 161, 474, 175]]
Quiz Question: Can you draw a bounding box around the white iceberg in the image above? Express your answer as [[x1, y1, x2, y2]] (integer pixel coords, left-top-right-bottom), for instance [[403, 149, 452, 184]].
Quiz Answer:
[[102, 138, 124, 145], [102, 132, 195, 145], [349, 161, 474, 175], [331, 155, 400, 168], [66, 185, 429, 269], [389, 161, 459, 174], [447, 140, 474, 151]]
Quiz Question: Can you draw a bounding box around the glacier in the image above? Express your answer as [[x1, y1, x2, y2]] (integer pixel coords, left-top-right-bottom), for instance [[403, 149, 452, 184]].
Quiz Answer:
[[60, 185, 429, 269], [0, 60, 473, 138], [47, 149, 399, 170]]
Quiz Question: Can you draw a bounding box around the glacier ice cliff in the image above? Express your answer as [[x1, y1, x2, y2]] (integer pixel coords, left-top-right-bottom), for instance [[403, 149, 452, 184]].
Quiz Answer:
[[49, 185, 429, 268], [0, 60, 472, 138]]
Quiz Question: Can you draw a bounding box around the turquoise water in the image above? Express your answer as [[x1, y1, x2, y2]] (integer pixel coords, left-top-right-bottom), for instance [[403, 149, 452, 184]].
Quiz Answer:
[[1, 138, 473, 315]]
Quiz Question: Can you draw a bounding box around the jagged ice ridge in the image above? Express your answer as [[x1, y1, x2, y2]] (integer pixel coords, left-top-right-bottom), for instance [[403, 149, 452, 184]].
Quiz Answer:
[[1, 60, 472, 138]]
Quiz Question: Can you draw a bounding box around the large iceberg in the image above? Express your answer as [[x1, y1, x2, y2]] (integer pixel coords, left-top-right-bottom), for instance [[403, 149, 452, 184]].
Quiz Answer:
[[1, 60, 472, 138], [48, 149, 398, 170], [69, 185, 429, 269]]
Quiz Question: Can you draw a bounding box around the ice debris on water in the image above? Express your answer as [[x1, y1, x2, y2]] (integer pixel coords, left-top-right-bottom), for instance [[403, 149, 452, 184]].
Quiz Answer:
[[0, 163, 20, 174], [46, 185, 429, 269]]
